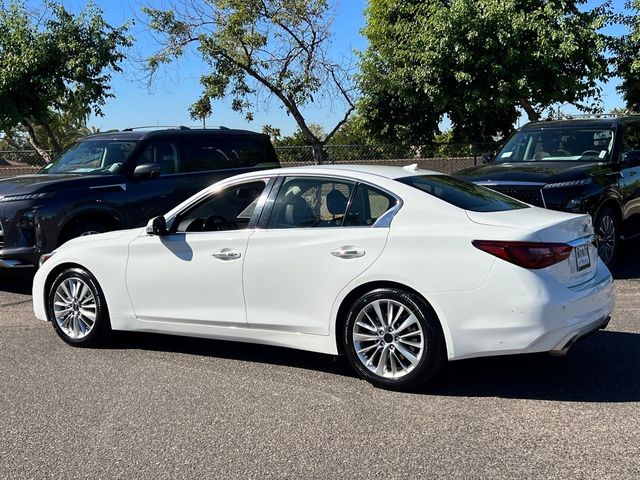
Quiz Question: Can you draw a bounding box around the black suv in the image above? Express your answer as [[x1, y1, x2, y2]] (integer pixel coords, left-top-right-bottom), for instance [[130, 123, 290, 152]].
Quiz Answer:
[[456, 115, 640, 265], [0, 127, 279, 268]]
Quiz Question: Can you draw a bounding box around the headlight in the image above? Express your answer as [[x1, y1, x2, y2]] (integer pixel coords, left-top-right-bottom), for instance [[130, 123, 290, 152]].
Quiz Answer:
[[0, 192, 52, 203], [38, 251, 56, 267], [543, 179, 592, 189]]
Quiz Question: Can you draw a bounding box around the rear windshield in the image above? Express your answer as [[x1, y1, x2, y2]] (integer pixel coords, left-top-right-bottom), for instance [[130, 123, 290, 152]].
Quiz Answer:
[[397, 175, 529, 212]]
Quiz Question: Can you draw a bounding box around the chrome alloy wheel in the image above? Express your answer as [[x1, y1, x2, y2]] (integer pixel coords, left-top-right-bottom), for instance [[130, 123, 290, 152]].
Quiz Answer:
[[597, 214, 616, 265], [53, 277, 97, 339], [352, 299, 425, 379]]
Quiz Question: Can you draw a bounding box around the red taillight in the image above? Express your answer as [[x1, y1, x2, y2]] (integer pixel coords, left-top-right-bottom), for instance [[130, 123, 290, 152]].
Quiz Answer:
[[472, 240, 573, 269]]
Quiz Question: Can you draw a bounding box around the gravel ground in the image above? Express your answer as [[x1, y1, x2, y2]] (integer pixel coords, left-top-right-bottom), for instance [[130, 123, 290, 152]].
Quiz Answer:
[[1, 243, 639, 479]]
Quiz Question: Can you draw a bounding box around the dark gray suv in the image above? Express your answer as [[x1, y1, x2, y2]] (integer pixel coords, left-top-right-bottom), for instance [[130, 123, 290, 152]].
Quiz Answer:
[[0, 127, 279, 268]]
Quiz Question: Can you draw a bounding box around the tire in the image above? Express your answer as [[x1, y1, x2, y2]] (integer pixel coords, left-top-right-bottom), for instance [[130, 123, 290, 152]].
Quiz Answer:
[[60, 221, 109, 245], [47, 267, 110, 347], [343, 288, 446, 391], [594, 207, 619, 267]]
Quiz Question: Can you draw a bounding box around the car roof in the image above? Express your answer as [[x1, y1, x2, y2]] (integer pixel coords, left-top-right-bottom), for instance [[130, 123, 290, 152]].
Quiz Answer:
[[521, 115, 640, 130], [80, 127, 269, 142], [256, 164, 443, 180]]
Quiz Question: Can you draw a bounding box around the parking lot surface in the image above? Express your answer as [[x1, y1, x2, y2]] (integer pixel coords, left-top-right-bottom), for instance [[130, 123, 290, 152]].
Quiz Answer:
[[1, 243, 640, 479]]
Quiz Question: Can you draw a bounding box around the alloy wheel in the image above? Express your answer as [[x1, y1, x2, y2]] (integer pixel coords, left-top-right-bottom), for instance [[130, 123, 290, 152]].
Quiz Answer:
[[53, 277, 97, 339], [352, 299, 425, 379], [596, 214, 616, 265]]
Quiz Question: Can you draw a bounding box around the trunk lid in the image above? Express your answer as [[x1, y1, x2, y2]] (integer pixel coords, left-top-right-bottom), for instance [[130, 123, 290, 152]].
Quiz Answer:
[[467, 206, 598, 286]]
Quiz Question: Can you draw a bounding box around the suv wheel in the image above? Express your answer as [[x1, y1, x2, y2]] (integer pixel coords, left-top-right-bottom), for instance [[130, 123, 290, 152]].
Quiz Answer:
[[343, 288, 446, 391], [594, 207, 618, 266], [61, 221, 109, 244]]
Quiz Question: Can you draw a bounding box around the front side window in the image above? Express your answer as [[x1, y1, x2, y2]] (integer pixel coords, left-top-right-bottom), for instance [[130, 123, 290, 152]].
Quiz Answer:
[[622, 122, 640, 154], [495, 127, 615, 163], [137, 141, 180, 175], [399, 175, 528, 212], [42, 140, 137, 175], [268, 177, 354, 228], [174, 180, 267, 232]]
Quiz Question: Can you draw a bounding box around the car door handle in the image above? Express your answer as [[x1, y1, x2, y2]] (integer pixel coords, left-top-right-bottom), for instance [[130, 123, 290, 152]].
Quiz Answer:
[[212, 248, 242, 260], [331, 246, 366, 259]]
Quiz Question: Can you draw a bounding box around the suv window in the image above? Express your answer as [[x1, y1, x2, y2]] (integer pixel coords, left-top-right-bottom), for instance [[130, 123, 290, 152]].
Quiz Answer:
[[622, 122, 640, 154], [398, 175, 528, 212], [180, 137, 278, 173], [42, 140, 137, 175], [344, 184, 398, 226], [496, 127, 615, 163], [138, 141, 180, 175], [174, 180, 267, 232], [268, 177, 354, 228]]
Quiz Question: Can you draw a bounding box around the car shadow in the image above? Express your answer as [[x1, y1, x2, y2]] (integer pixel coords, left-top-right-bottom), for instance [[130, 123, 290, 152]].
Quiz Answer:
[[0, 270, 34, 295], [426, 330, 640, 402], [610, 237, 640, 279], [109, 329, 640, 402]]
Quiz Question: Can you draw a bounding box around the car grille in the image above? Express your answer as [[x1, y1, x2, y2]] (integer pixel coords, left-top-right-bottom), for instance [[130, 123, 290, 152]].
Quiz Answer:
[[484, 185, 545, 207]]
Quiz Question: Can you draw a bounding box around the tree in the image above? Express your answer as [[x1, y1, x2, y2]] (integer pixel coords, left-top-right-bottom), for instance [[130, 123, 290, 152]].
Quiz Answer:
[[613, 1, 640, 111], [0, 0, 130, 159], [144, 0, 356, 164], [358, 0, 610, 144]]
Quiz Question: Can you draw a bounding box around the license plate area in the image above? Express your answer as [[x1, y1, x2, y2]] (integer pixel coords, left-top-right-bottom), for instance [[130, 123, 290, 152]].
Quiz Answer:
[[575, 244, 591, 271]]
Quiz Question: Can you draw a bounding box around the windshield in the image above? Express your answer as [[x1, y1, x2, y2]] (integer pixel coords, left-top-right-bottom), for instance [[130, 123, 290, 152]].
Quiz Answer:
[[397, 175, 528, 212], [495, 127, 615, 163], [41, 140, 137, 175]]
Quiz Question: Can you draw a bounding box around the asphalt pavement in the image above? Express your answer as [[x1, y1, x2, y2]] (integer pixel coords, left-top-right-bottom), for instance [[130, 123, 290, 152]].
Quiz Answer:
[[1, 242, 640, 479]]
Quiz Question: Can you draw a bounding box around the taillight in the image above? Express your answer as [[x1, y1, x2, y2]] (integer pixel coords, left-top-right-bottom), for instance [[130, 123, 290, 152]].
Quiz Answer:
[[472, 240, 573, 269]]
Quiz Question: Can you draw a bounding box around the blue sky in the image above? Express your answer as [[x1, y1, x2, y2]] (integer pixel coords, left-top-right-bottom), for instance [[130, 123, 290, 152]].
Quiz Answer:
[[52, 0, 630, 135]]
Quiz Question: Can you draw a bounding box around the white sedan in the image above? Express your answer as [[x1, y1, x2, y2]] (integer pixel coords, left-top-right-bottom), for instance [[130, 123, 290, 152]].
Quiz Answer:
[[33, 165, 614, 390]]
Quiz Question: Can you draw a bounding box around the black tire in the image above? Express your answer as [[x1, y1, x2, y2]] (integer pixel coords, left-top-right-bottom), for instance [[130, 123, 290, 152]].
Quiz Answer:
[[594, 207, 619, 266], [60, 221, 110, 245], [47, 267, 110, 347], [343, 288, 446, 391]]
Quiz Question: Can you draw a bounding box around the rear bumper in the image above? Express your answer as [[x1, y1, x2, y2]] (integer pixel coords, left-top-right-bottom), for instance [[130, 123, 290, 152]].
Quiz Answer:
[[438, 259, 615, 360]]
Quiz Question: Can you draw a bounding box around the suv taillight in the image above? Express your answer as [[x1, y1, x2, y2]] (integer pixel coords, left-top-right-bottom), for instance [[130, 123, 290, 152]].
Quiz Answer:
[[472, 240, 573, 269]]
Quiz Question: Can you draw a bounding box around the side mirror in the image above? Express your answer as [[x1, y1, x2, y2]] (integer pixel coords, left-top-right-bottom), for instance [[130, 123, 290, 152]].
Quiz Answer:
[[480, 152, 495, 164], [623, 150, 640, 165], [134, 163, 161, 179], [146, 216, 167, 236]]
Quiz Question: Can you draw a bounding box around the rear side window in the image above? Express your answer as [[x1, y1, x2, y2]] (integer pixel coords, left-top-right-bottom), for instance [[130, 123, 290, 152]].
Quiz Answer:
[[398, 175, 528, 212], [180, 136, 278, 173], [344, 184, 398, 226], [268, 177, 355, 228]]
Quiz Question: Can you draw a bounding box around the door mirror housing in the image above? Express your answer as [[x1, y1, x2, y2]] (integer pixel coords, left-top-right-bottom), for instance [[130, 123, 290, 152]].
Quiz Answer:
[[480, 152, 495, 164], [134, 163, 161, 179], [623, 150, 640, 166], [146, 216, 167, 236]]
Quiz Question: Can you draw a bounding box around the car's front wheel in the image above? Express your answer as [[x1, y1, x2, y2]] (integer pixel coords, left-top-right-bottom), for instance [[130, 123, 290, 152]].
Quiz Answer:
[[594, 207, 619, 266], [343, 288, 446, 390], [47, 267, 110, 346]]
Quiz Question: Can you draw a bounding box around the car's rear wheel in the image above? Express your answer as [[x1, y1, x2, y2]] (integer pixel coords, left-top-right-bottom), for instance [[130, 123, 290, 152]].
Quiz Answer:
[[594, 207, 619, 266], [343, 288, 445, 390], [47, 267, 110, 346]]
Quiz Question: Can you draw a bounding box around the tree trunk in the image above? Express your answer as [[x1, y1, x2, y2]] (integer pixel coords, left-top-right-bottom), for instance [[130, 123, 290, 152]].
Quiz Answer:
[[311, 142, 325, 164], [519, 98, 540, 122], [42, 122, 62, 154], [22, 120, 51, 163]]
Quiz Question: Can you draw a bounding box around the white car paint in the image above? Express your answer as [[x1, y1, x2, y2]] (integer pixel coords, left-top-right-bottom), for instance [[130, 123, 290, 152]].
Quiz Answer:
[[33, 165, 614, 360]]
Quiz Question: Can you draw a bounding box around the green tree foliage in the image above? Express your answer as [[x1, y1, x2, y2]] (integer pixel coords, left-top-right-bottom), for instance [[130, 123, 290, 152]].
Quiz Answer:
[[144, 0, 356, 163], [359, 0, 610, 144], [0, 0, 130, 158], [613, 1, 640, 111]]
